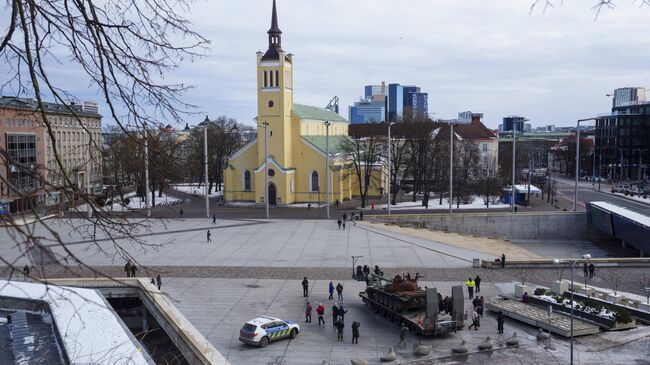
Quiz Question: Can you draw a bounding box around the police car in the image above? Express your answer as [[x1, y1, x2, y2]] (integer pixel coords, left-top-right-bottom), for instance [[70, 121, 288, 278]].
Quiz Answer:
[[239, 316, 300, 347]]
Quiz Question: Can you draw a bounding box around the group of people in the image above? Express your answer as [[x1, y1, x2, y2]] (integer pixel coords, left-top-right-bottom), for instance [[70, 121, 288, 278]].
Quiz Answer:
[[336, 212, 364, 230], [302, 279, 360, 344], [465, 275, 482, 299], [123, 261, 138, 277]]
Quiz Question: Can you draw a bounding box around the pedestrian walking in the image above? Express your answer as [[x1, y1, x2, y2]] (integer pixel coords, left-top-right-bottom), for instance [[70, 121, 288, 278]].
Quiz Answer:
[[475, 275, 482, 293], [328, 281, 335, 300], [342, 220, 346, 230], [124, 261, 132, 278], [22, 265, 30, 280], [351, 320, 360, 344], [302, 277, 309, 297], [207, 230, 212, 242], [337, 219, 342, 229], [305, 302, 312, 323], [180, 208, 184, 218], [316, 303, 325, 326], [212, 213, 216, 224], [478, 296, 485, 316], [583, 262, 588, 277], [332, 303, 339, 326], [501, 253, 506, 268], [468, 307, 480, 330], [130, 263, 138, 277], [588, 262, 595, 278], [398, 323, 408, 347], [342, 213, 347, 221], [466, 277, 475, 299], [307, 203, 311, 210], [156, 274, 162, 290], [336, 282, 344, 301], [497, 312, 505, 334], [335, 318, 345, 341]]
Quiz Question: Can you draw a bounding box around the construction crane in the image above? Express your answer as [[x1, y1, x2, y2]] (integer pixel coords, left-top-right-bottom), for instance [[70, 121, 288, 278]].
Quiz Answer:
[[325, 96, 339, 114]]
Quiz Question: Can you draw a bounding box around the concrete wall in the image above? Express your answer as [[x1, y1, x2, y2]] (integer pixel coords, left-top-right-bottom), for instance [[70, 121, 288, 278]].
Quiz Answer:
[[370, 212, 587, 240]]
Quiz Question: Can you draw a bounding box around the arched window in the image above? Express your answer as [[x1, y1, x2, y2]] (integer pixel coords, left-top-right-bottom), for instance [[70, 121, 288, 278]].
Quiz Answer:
[[310, 171, 319, 192], [275, 70, 279, 87], [243, 170, 251, 191], [263, 71, 267, 87], [269, 70, 273, 87]]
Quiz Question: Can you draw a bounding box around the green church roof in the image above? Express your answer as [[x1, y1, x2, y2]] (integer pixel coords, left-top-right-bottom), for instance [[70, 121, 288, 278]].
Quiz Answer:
[[293, 104, 348, 123], [302, 135, 353, 156]]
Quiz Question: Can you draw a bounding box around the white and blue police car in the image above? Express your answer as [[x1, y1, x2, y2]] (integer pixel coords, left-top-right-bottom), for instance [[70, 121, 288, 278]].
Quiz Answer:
[[239, 316, 300, 347]]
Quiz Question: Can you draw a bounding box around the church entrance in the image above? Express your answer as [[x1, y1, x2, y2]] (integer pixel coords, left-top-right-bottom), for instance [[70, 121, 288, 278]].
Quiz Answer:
[[268, 183, 277, 205]]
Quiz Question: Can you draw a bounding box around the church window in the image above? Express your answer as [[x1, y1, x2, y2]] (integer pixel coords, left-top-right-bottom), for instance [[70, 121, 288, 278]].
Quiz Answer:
[[243, 170, 251, 191], [310, 171, 319, 192], [263, 71, 267, 87], [269, 70, 273, 87], [275, 70, 279, 87], [268, 100, 274, 108], [268, 169, 275, 177]]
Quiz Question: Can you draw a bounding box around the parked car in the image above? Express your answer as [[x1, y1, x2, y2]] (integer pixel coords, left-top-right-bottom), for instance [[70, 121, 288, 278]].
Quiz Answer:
[[611, 184, 631, 194], [239, 316, 300, 347]]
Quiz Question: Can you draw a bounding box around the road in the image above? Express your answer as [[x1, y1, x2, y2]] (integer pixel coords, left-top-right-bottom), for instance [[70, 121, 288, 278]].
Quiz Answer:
[[553, 175, 650, 215]]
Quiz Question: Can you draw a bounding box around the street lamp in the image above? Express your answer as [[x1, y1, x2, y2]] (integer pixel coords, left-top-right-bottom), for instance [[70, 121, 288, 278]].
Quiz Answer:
[[258, 120, 270, 219], [511, 125, 517, 213], [143, 123, 151, 217], [575, 118, 597, 211], [203, 115, 210, 218], [386, 121, 395, 215], [553, 253, 592, 365], [324, 120, 331, 219]]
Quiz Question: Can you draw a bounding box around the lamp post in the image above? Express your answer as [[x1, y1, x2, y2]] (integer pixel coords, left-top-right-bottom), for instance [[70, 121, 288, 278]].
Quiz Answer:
[[575, 118, 597, 211], [553, 253, 591, 365], [386, 121, 395, 215], [510, 125, 512, 213], [203, 116, 210, 218], [84, 127, 92, 218], [324, 120, 331, 219], [449, 122, 458, 214], [259, 121, 270, 219]]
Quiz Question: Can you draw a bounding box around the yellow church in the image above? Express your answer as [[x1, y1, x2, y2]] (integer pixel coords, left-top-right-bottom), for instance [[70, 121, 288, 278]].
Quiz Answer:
[[223, 0, 384, 206]]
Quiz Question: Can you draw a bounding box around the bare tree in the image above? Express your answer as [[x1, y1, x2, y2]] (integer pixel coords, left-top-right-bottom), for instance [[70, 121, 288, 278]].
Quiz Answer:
[[454, 140, 481, 208], [341, 132, 384, 208], [475, 155, 504, 208], [530, 0, 650, 18], [0, 1, 207, 282], [601, 270, 625, 297]]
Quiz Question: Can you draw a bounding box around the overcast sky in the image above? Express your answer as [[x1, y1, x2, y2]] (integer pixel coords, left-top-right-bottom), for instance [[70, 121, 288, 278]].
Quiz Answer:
[[8, 0, 650, 129]]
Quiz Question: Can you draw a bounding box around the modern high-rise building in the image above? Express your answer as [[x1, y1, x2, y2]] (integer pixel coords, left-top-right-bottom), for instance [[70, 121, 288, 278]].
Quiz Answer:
[[612, 87, 646, 108], [348, 99, 385, 124], [501, 116, 527, 136], [351, 82, 428, 123]]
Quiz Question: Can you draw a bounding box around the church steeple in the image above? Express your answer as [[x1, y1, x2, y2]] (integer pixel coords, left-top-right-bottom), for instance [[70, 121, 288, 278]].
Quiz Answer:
[[262, 0, 283, 60]]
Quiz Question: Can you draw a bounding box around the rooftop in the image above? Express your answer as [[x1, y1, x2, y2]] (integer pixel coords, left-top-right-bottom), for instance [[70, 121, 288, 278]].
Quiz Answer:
[[294, 104, 347, 123], [302, 135, 353, 156], [0, 96, 102, 118]]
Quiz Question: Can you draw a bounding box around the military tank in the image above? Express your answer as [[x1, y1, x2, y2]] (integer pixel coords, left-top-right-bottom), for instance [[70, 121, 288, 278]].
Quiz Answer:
[[359, 273, 465, 336]]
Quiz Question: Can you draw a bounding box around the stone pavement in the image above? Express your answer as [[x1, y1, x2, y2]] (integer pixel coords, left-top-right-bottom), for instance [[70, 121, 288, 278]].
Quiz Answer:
[[161, 278, 650, 365]]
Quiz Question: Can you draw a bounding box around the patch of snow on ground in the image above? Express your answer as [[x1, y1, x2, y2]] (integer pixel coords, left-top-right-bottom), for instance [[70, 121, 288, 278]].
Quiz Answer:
[[0, 280, 149, 364], [170, 183, 223, 198], [368, 197, 507, 210]]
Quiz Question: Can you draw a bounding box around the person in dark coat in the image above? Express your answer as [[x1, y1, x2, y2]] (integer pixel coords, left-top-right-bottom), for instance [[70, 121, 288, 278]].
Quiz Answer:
[[335, 318, 345, 341], [475, 275, 482, 293], [336, 282, 344, 301], [130, 263, 137, 277], [497, 312, 505, 334], [156, 274, 162, 290], [342, 213, 347, 221], [588, 263, 595, 278], [212, 213, 216, 224], [207, 230, 212, 242], [351, 320, 360, 344], [124, 261, 132, 278], [305, 302, 312, 323], [328, 281, 334, 300], [583, 262, 588, 277], [302, 277, 309, 297], [22, 265, 30, 280], [179, 208, 184, 218], [338, 304, 348, 322], [332, 304, 339, 325], [501, 253, 506, 268], [337, 219, 342, 229], [342, 220, 346, 230]]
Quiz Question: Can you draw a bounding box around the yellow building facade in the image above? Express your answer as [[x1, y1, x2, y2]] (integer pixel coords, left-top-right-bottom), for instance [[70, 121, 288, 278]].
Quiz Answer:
[[223, 1, 384, 206]]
